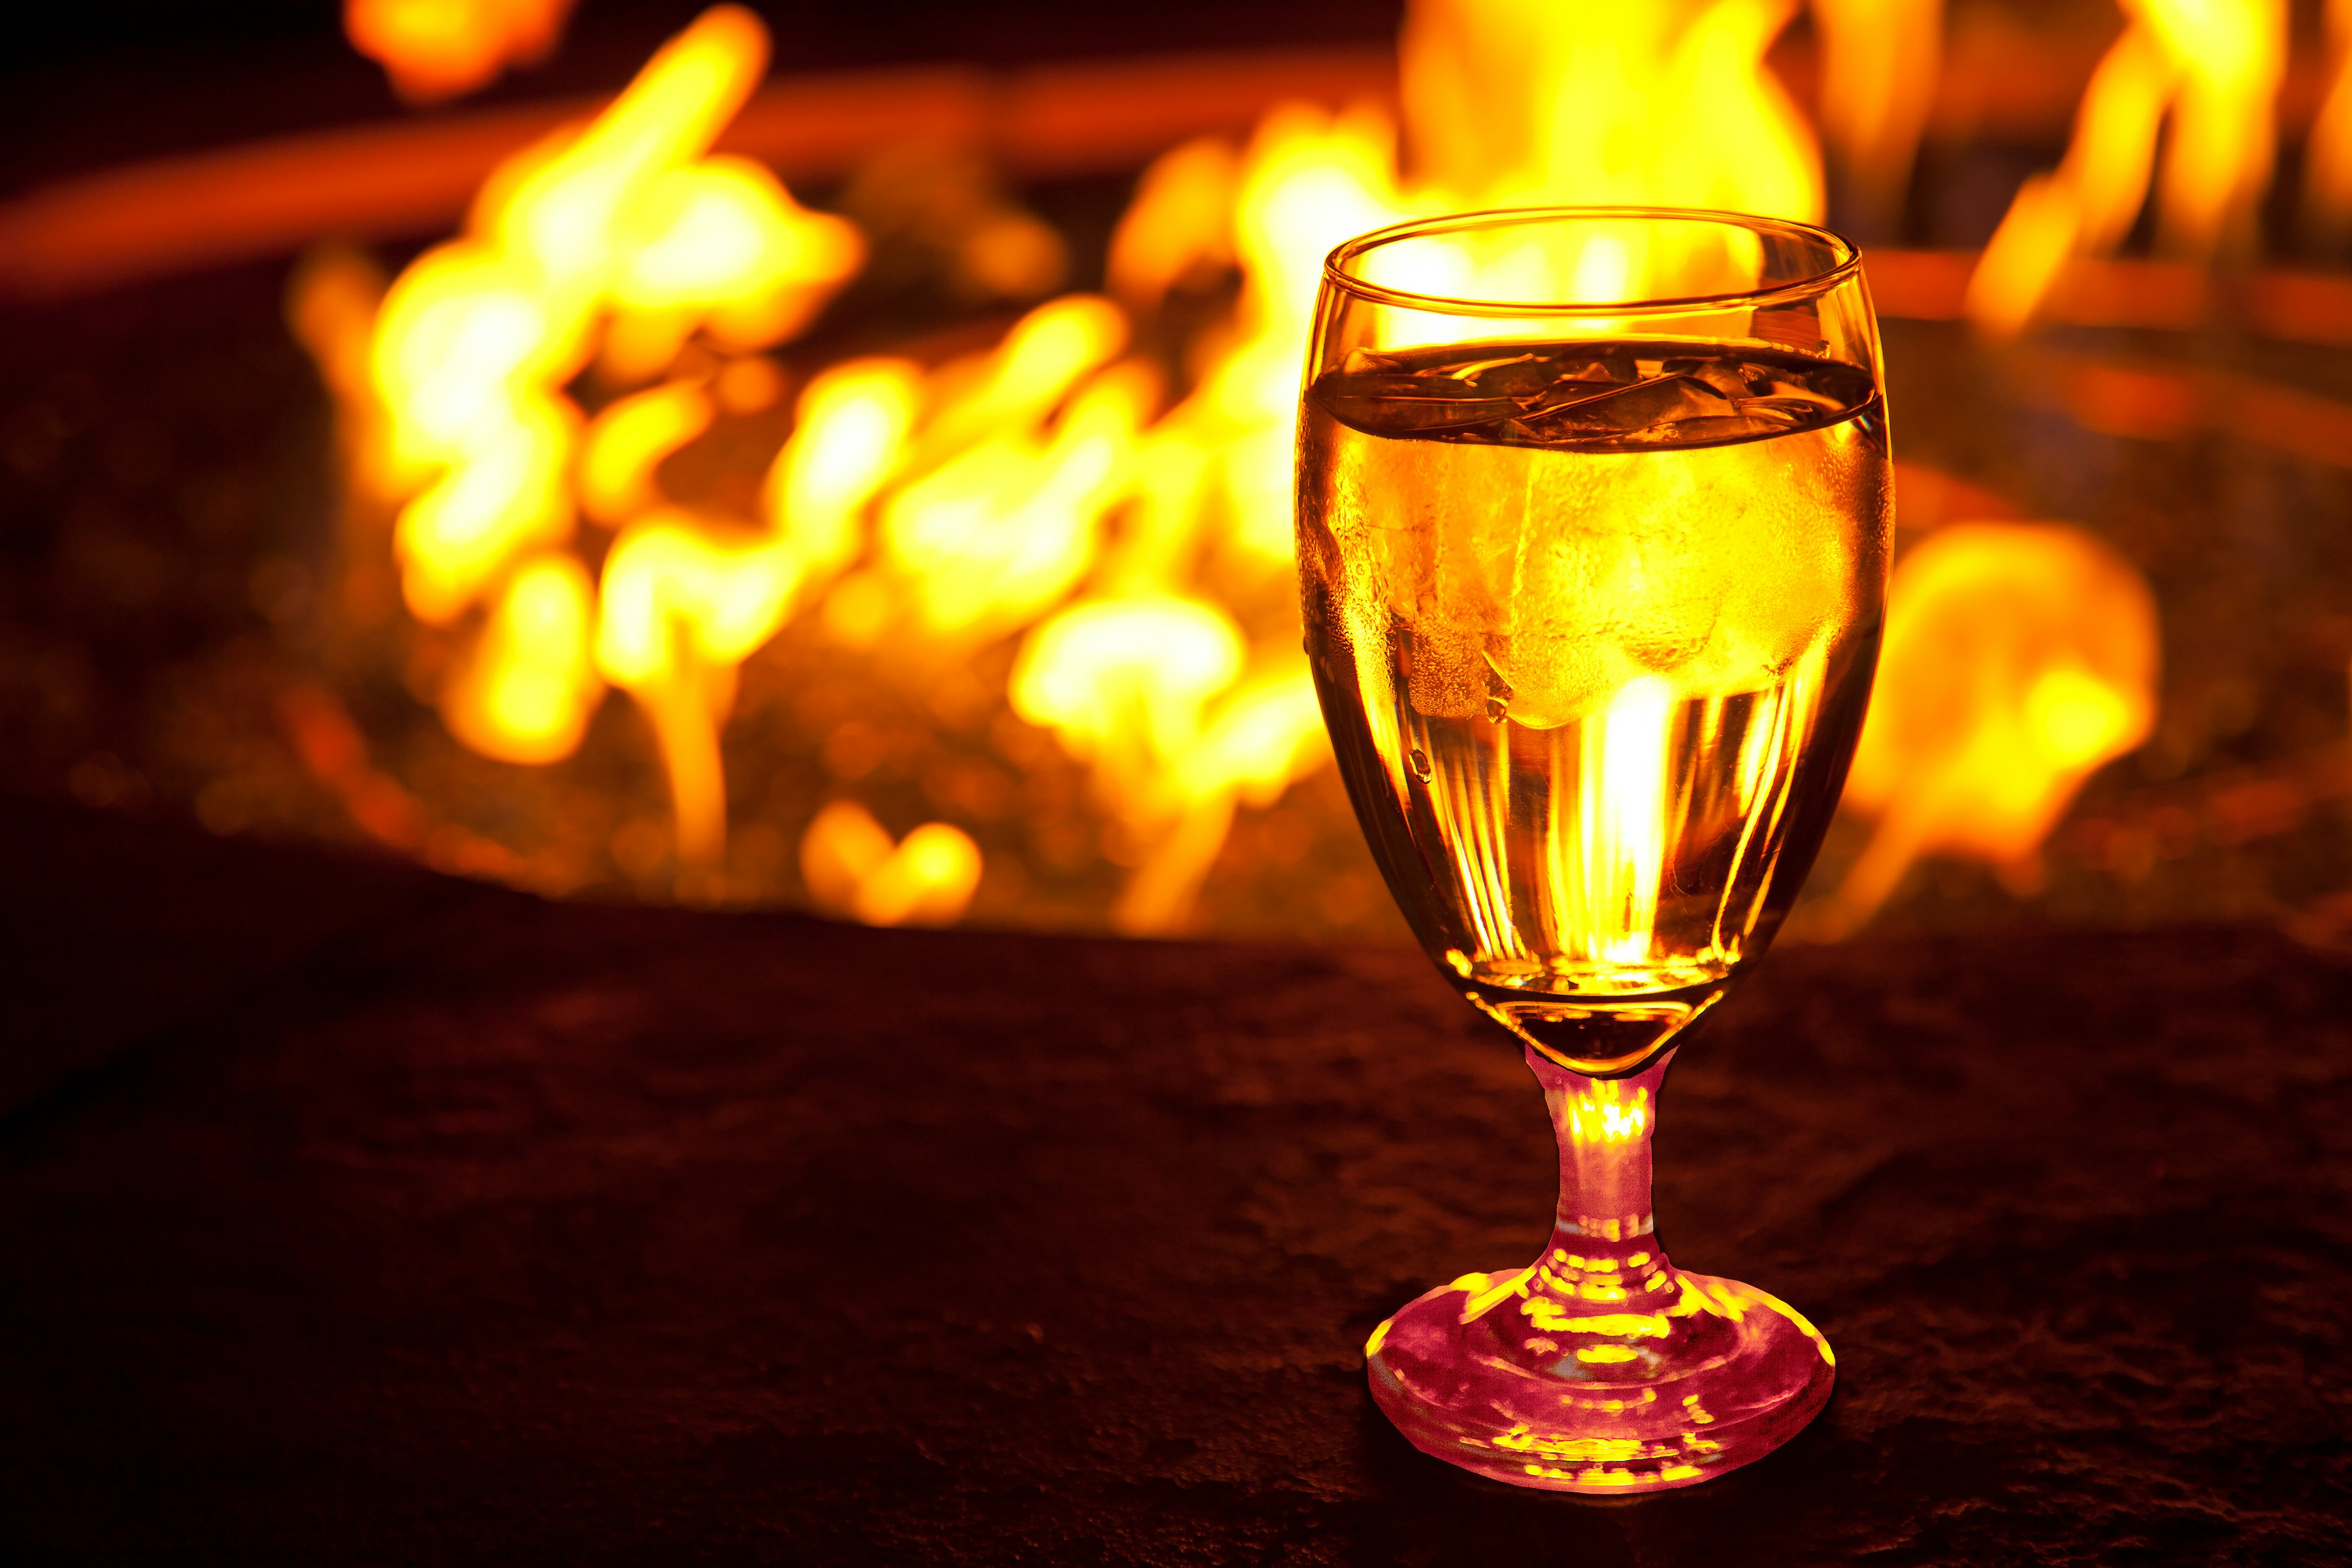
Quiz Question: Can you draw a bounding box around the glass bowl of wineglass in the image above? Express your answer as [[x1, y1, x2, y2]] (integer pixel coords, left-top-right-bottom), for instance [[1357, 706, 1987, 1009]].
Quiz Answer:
[[1296, 206, 1889, 1492]]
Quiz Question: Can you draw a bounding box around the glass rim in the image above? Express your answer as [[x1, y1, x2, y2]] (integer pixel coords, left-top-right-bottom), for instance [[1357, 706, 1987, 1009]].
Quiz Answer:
[[1321, 205, 1864, 317]]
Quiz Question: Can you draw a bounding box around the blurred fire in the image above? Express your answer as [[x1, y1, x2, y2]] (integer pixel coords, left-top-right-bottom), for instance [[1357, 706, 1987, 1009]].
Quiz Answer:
[[1401, 0, 1821, 218], [800, 801, 983, 927], [1827, 523, 2159, 929], [2305, 0, 2352, 245], [311, 7, 863, 875], [1969, 0, 2285, 335], [1810, 0, 1942, 231], [347, 0, 576, 104], [286, 0, 2218, 937]]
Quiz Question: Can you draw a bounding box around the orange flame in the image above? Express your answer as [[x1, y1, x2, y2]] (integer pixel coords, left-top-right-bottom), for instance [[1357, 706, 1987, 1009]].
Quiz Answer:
[[300, 7, 866, 873], [346, 0, 575, 105], [594, 514, 799, 866], [2305, 0, 2352, 245], [442, 553, 603, 764], [800, 801, 985, 926], [1010, 598, 1328, 932], [1106, 139, 1239, 312], [1830, 522, 2159, 928], [1968, 0, 2284, 336], [580, 378, 713, 524], [1811, 0, 1943, 229]]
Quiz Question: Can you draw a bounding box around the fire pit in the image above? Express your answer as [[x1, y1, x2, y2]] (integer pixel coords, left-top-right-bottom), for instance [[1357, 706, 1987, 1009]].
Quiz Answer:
[[7, 0, 2352, 949]]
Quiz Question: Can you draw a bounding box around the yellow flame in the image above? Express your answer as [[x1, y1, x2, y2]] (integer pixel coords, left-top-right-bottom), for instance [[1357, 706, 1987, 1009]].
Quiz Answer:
[[2141, 0, 2286, 256], [579, 378, 713, 524], [2024, 664, 2143, 770], [800, 800, 983, 926], [365, 6, 785, 628], [1013, 596, 1246, 777], [1011, 596, 1327, 932], [883, 357, 1155, 640], [1968, 0, 2284, 335], [391, 389, 576, 624], [1198, 105, 1411, 564], [764, 357, 923, 581], [603, 156, 863, 382], [1401, 0, 1819, 218], [1177, 668, 1331, 811], [1812, 0, 1942, 227], [1544, 679, 1678, 968], [442, 553, 603, 763], [595, 513, 800, 864], [314, 0, 867, 870], [917, 293, 1129, 461], [1107, 139, 1239, 312], [1833, 521, 2159, 925], [345, 0, 574, 104]]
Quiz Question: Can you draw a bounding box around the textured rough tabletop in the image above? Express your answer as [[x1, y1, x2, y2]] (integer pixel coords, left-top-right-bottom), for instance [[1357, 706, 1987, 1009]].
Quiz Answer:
[[1, 797, 2348, 1565]]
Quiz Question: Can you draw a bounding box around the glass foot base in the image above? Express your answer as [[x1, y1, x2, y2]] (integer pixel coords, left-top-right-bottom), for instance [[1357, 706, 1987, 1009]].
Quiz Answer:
[[1366, 1256, 1835, 1494]]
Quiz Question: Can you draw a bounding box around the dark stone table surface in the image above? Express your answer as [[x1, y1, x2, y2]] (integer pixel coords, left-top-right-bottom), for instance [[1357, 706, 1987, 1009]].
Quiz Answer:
[[3, 793, 2349, 1565]]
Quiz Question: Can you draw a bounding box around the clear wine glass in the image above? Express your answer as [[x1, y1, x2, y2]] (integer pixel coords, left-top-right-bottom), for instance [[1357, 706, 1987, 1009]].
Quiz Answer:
[[1296, 206, 1890, 1492]]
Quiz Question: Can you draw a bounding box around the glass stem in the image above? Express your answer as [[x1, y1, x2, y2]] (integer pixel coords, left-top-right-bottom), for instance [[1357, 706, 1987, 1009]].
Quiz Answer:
[[1524, 1044, 1673, 1250]]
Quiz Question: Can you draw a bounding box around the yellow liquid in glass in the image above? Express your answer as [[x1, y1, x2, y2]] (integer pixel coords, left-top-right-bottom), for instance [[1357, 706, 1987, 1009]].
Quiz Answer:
[[1298, 340, 1891, 1071]]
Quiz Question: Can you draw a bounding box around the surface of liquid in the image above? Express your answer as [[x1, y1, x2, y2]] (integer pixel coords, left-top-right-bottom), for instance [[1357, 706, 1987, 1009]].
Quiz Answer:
[[1298, 338, 1891, 1072]]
